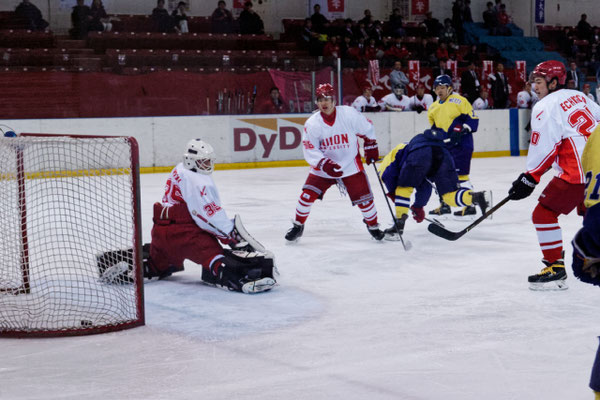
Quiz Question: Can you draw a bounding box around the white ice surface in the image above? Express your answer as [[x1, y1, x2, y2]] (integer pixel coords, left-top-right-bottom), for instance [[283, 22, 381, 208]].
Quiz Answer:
[[1, 156, 598, 400]]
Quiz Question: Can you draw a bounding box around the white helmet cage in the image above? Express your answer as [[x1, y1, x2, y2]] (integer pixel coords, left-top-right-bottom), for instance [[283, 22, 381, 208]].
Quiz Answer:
[[183, 139, 215, 174]]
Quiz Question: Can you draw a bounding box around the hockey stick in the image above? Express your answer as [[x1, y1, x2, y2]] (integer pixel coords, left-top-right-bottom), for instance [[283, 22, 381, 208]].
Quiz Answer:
[[372, 163, 412, 251], [427, 196, 511, 241]]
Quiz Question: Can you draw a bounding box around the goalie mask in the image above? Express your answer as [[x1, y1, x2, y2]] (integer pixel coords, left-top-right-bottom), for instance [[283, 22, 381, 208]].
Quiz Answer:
[[183, 139, 215, 174], [392, 84, 405, 99]]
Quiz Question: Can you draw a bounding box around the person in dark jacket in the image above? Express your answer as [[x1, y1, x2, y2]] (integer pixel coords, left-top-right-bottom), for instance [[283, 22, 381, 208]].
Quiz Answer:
[[70, 0, 92, 39], [239, 1, 264, 35], [15, 0, 49, 31], [152, 0, 175, 33]]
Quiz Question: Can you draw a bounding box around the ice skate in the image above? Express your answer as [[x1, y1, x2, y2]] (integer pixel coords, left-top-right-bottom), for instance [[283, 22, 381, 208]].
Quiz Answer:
[[528, 260, 568, 291], [285, 221, 304, 242], [470, 191, 490, 215], [429, 202, 451, 218], [383, 215, 407, 241], [364, 220, 385, 241]]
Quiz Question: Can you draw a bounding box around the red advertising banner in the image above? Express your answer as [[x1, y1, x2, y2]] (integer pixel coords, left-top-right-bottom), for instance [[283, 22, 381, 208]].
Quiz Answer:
[[482, 60, 494, 83], [411, 0, 429, 16], [408, 60, 420, 89], [233, 0, 244, 8], [515, 61, 527, 84], [446, 60, 457, 81], [327, 0, 344, 12]]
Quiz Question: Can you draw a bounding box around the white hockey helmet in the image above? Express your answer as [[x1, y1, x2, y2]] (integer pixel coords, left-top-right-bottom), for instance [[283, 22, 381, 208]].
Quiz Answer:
[[183, 139, 215, 174]]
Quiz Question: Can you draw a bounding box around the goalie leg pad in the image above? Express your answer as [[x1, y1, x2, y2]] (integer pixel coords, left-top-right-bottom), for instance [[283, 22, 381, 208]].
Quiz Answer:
[[210, 249, 276, 293]]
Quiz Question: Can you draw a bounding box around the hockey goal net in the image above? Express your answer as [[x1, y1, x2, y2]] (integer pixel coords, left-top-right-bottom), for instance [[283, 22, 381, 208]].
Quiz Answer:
[[0, 134, 144, 337]]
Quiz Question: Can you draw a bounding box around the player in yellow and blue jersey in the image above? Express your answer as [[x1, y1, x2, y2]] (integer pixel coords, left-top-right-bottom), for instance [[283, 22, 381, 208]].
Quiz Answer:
[[378, 128, 488, 239], [571, 125, 600, 399], [427, 74, 479, 217]]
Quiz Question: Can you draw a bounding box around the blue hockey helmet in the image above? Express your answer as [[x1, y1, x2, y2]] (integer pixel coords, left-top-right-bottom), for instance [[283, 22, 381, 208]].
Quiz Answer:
[[433, 74, 452, 89]]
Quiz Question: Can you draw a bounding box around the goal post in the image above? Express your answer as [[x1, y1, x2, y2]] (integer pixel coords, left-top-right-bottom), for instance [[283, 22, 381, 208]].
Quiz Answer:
[[0, 133, 145, 337]]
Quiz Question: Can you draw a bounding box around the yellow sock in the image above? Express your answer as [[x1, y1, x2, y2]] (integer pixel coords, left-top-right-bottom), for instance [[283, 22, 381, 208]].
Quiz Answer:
[[394, 186, 413, 218]]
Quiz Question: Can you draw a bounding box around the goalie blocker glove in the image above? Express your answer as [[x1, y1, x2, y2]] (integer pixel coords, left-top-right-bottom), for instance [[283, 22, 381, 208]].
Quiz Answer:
[[508, 173, 537, 200]]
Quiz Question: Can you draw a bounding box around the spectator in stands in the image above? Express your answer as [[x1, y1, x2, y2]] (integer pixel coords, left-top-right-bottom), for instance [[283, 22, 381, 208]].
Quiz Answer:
[[472, 88, 489, 110], [414, 38, 435, 66], [496, 4, 512, 36], [389, 61, 409, 88], [451, 0, 465, 43], [422, 11, 442, 37], [463, 0, 473, 23], [211, 0, 234, 34], [70, 0, 92, 39], [517, 80, 537, 109], [342, 18, 354, 39], [432, 59, 452, 80], [354, 21, 370, 43], [460, 61, 480, 104], [440, 18, 457, 44], [559, 27, 576, 58], [576, 13, 593, 42], [567, 61, 583, 90], [301, 18, 320, 56], [364, 38, 382, 60], [582, 83, 597, 103], [340, 35, 354, 61], [388, 8, 405, 38], [384, 37, 409, 64], [153, 0, 176, 33], [323, 35, 340, 59], [462, 44, 479, 66], [90, 0, 112, 33], [256, 87, 288, 114], [482, 1, 498, 36], [370, 21, 385, 45], [239, 1, 264, 35], [435, 42, 450, 62], [359, 9, 374, 29], [346, 38, 366, 64], [14, 0, 49, 32], [172, 1, 189, 34], [352, 86, 380, 112], [310, 4, 329, 34], [489, 62, 509, 108]]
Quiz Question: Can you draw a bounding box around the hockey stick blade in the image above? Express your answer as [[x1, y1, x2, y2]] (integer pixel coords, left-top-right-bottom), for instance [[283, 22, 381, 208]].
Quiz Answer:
[[427, 196, 511, 241]]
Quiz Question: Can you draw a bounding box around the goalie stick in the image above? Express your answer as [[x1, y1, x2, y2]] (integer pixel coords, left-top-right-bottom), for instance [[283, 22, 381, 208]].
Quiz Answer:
[[372, 163, 412, 251], [427, 196, 511, 241]]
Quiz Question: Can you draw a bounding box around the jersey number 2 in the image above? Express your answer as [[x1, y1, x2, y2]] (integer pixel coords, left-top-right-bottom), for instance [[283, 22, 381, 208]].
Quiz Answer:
[[568, 109, 596, 137]]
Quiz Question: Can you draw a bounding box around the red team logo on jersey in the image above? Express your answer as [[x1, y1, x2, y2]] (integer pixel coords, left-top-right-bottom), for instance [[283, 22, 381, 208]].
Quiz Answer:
[[319, 133, 349, 151], [203, 202, 222, 216], [162, 178, 184, 203], [531, 131, 540, 145]]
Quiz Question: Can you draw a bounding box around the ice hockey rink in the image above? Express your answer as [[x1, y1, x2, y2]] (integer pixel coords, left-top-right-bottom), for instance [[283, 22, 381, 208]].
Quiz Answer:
[[1, 155, 598, 400]]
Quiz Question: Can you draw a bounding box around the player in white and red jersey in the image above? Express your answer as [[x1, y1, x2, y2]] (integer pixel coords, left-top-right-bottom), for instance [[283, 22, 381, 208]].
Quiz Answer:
[[285, 83, 384, 241], [378, 84, 411, 111], [516, 80, 538, 109], [508, 60, 600, 290], [409, 83, 434, 113], [351, 86, 380, 112], [147, 139, 275, 293]]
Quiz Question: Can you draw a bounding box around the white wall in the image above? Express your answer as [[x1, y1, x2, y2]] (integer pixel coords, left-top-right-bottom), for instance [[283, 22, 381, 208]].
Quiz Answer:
[[2, 109, 529, 169]]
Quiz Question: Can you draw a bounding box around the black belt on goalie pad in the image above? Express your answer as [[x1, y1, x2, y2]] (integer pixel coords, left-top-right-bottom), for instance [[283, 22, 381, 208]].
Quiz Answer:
[[153, 202, 195, 225], [223, 249, 274, 279]]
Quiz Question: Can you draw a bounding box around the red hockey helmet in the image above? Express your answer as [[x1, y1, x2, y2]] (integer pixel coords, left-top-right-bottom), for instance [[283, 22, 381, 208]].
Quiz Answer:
[[530, 60, 566, 85], [316, 83, 335, 99]]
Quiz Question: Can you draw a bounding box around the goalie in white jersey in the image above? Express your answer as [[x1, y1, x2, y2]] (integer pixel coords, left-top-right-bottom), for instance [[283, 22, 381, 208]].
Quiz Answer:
[[378, 84, 411, 111], [285, 83, 384, 241], [507, 60, 600, 290], [146, 139, 276, 294]]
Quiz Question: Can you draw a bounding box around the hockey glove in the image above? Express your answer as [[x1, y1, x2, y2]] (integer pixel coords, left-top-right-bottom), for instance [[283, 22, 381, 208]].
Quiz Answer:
[[363, 139, 379, 165], [449, 124, 471, 145], [318, 158, 343, 178], [414, 105, 424, 114], [508, 172, 537, 200], [410, 205, 425, 223]]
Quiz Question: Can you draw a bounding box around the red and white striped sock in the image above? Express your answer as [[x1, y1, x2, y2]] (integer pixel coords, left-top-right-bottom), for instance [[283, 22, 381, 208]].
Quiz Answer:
[[358, 200, 378, 226], [294, 190, 318, 224], [532, 204, 563, 263]]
